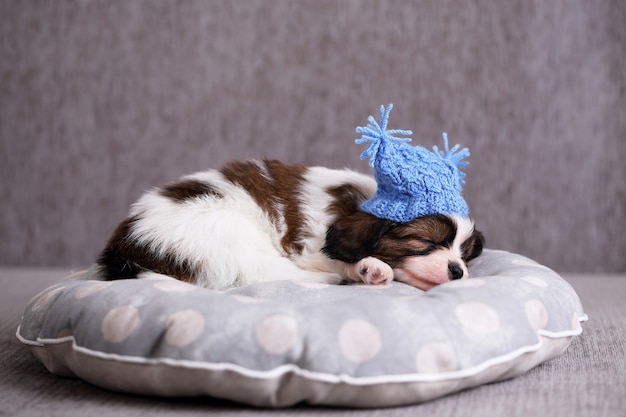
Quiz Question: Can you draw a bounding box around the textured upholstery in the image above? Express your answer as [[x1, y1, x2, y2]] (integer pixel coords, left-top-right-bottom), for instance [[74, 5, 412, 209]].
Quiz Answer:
[[0, 1, 624, 272]]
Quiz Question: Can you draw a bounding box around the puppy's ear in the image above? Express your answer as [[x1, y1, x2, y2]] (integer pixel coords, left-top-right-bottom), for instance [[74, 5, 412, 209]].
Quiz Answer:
[[461, 229, 485, 262], [322, 212, 396, 263]]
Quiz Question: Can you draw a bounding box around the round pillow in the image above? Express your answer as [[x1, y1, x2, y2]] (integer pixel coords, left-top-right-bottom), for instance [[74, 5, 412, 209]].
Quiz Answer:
[[17, 250, 586, 408]]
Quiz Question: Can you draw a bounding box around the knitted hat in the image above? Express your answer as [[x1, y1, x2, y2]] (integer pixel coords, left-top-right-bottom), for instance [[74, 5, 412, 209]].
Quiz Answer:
[[356, 104, 470, 222]]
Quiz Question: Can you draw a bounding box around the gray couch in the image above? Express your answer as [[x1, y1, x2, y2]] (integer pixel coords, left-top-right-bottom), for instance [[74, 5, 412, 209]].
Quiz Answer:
[[1, 1, 624, 274], [2, 268, 624, 416]]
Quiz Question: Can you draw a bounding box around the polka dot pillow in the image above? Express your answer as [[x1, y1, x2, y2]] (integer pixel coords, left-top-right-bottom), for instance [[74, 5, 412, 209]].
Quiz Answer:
[[17, 250, 586, 408]]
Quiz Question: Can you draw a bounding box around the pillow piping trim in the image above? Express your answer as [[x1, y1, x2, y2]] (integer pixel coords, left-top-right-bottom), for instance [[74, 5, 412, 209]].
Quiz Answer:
[[16, 314, 587, 386]]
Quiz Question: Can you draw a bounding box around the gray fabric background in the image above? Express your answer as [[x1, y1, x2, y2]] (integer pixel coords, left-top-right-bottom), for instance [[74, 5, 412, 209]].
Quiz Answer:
[[1, 0, 625, 272]]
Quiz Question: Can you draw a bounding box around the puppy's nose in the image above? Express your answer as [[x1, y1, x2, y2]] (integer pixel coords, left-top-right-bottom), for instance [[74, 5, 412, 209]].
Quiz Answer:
[[448, 262, 464, 280]]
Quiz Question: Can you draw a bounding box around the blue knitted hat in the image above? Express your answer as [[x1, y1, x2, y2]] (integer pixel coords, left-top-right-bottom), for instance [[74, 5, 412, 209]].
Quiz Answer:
[[356, 104, 470, 222]]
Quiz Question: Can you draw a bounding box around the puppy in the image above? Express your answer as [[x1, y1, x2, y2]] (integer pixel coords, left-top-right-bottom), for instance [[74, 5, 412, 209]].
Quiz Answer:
[[96, 159, 484, 291]]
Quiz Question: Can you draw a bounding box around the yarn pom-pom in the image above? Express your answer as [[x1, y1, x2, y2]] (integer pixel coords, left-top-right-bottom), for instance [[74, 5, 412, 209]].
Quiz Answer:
[[355, 104, 413, 167], [432, 132, 470, 184]]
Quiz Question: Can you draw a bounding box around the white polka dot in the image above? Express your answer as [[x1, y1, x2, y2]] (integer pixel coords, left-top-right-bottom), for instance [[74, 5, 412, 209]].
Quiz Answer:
[[101, 306, 140, 343], [293, 281, 330, 289], [525, 299, 549, 331], [255, 315, 298, 355], [456, 302, 501, 334], [74, 281, 113, 299], [416, 343, 458, 374], [338, 319, 382, 363], [165, 309, 205, 347], [153, 280, 196, 292], [521, 276, 549, 287], [446, 278, 486, 288]]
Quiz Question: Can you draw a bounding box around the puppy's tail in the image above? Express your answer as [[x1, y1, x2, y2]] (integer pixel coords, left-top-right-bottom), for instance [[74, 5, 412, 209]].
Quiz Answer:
[[95, 247, 144, 281]]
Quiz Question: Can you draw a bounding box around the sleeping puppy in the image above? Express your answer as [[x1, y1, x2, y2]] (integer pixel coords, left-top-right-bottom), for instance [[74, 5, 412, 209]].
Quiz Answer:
[[96, 159, 484, 291]]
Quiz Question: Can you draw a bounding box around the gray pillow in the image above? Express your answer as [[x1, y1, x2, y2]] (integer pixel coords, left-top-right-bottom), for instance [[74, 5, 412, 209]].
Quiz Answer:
[[17, 249, 586, 407]]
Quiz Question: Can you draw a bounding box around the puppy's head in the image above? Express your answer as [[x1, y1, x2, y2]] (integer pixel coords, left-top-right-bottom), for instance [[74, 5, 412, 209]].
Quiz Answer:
[[376, 214, 483, 290], [323, 213, 484, 291]]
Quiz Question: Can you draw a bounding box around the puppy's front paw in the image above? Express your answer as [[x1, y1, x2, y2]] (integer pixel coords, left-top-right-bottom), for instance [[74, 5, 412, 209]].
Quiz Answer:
[[354, 257, 393, 285]]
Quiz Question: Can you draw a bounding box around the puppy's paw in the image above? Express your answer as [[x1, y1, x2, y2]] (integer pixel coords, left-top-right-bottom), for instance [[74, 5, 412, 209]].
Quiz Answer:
[[354, 257, 394, 285]]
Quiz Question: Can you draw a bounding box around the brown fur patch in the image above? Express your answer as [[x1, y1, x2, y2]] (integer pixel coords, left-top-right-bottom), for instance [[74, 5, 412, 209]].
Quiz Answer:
[[220, 161, 280, 222], [461, 229, 484, 262], [264, 160, 308, 254], [375, 215, 457, 266], [220, 160, 307, 255], [325, 183, 371, 217], [323, 183, 396, 263], [99, 215, 197, 282], [322, 211, 395, 263], [160, 179, 222, 202]]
